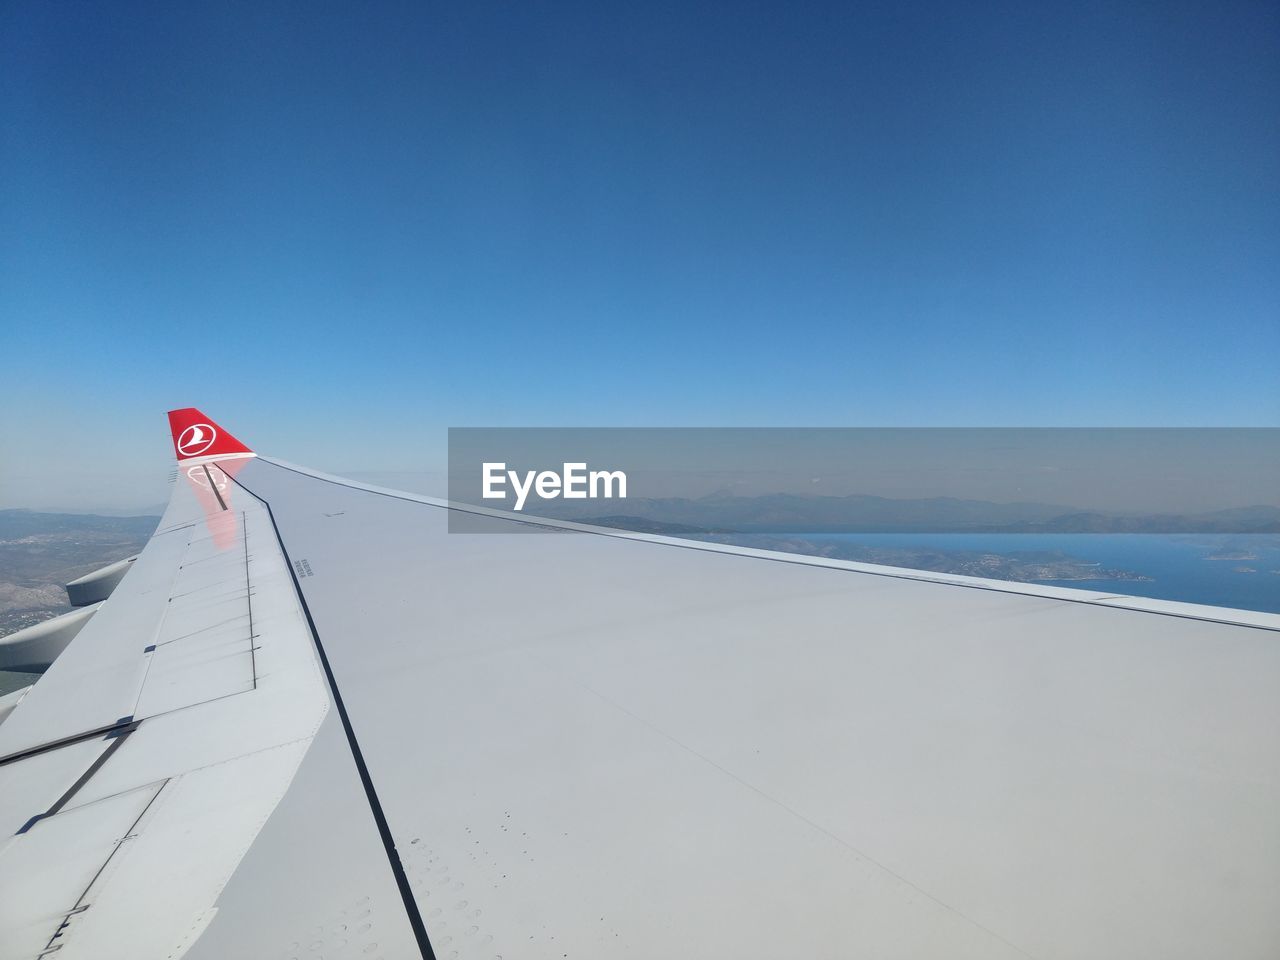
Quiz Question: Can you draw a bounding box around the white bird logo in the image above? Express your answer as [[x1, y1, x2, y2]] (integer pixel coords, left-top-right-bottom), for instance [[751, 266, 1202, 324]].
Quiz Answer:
[[177, 423, 217, 457]]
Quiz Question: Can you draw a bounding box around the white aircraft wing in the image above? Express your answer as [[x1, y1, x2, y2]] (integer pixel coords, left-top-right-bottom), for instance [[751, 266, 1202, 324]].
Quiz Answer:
[[1, 408, 1277, 960]]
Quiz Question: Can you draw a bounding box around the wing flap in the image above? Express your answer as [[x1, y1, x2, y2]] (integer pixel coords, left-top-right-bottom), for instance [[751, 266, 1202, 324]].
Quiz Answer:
[[0, 450, 336, 960], [0, 782, 164, 959], [133, 514, 256, 719]]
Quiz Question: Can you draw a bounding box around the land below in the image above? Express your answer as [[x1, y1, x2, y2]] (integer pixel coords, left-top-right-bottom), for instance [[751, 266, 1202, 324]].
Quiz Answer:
[[0, 509, 158, 637]]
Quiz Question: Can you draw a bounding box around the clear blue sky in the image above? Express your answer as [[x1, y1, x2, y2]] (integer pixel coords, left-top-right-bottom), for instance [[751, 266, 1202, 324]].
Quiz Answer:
[[1, 1, 1277, 509]]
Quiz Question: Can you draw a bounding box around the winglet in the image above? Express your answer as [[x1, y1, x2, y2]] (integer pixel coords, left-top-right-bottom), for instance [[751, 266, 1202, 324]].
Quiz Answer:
[[167, 408, 255, 463]]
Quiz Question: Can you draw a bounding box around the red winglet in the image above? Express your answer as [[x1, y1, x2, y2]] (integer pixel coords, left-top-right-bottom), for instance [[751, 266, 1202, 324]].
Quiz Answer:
[[167, 408, 254, 462]]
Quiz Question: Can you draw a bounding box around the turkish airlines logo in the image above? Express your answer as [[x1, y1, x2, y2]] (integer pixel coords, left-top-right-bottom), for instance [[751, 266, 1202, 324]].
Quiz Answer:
[[177, 423, 217, 457]]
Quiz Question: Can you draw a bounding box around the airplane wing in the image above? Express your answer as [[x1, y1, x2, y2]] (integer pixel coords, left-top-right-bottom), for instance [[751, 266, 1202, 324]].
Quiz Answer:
[[1, 409, 1277, 960]]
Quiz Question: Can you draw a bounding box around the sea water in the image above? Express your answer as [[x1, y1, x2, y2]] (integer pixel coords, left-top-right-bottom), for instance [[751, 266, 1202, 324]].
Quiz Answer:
[[800, 533, 1280, 614]]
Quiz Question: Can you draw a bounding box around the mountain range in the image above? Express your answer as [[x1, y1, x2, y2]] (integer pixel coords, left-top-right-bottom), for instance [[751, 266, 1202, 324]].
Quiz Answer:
[[541, 493, 1280, 533]]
